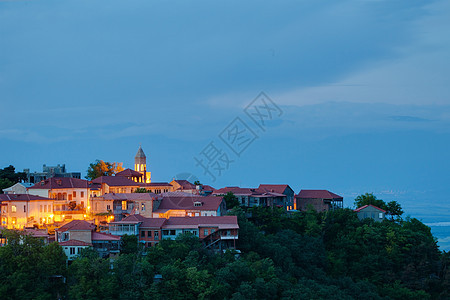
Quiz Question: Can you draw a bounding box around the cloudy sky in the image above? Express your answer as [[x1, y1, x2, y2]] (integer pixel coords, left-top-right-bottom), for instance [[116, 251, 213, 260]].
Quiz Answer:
[[1, 0, 449, 239]]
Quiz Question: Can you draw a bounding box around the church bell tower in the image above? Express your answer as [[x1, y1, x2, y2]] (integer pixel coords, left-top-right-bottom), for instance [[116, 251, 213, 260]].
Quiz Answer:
[[134, 145, 151, 183]]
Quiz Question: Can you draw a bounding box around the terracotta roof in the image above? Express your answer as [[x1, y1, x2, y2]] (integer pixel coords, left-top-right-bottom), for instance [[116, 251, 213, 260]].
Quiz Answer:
[[0, 194, 52, 201], [140, 182, 172, 187], [135, 145, 146, 158], [354, 204, 386, 213], [59, 239, 92, 247], [24, 228, 49, 238], [172, 180, 196, 190], [29, 177, 90, 189], [257, 184, 291, 194], [115, 168, 142, 177], [296, 190, 343, 200], [156, 196, 223, 211], [56, 220, 96, 232], [111, 215, 167, 228], [164, 216, 239, 229], [160, 191, 195, 197], [100, 193, 157, 201], [91, 176, 141, 187], [202, 185, 216, 191], [213, 187, 253, 196], [92, 231, 121, 241]]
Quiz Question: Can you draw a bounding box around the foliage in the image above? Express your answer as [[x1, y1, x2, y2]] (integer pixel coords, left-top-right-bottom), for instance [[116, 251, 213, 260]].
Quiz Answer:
[[85, 160, 124, 180], [0, 165, 26, 194], [194, 180, 201, 186], [0, 195, 447, 299], [134, 187, 150, 193], [354, 193, 387, 210], [0, 230, 67, 300], [224, 192, 240, 210]]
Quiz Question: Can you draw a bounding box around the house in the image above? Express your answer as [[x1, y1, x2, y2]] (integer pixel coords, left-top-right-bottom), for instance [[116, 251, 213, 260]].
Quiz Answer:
[[56, 220, 120, 260], [354, 205, 386, 222], [295, 190, 344, 212], [2, 182, 34, 194], [213, 186, 289, 209], [152, 195, 225, 218], [28, 177, 91, 222], [170, 180, 198, 194], [90, 192, 159, 222], [23, 164, 81, 184], [140, 182, 174, 194], [91, 176, 141, 195], [0, 194, 55, 229], [109, 215, 239, 250], [257, 184, 295, 210]]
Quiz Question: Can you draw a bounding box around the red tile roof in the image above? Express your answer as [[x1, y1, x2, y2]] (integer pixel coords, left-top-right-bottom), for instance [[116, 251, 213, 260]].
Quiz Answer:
[[24, 228, 50, 238], [354, 204, 386, 213], [56, 220, 96, 232], [213, 187, 253, 196], [257, 184, 291, 194], [140, 182, 172, 187], [92, 231, 121, 241], [172, 180, 196, 190], [92, 176, 141, 187], [202, 185, 216, 191], [111, 215, 167, 228], [0, 194, 52, 201], [100, 193, 157, 201], [29, 177, 90, 189], [115, 168, 143, 177], [164, 216, 239, 229], [157, 196, 223, 211], [297, 190, 343, 200], [59, 239, 92, 247]]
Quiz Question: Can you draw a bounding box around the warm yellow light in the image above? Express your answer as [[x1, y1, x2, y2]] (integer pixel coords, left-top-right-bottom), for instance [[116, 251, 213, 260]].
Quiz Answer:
[[50, 214, 54, 218], [84, 214, 87, 218]]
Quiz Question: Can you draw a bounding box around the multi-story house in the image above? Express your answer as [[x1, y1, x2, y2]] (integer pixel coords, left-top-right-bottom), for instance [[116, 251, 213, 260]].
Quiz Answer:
[[295, 190, 344, 211], [2, 182, 34, 194], [108, 215, 239, 250], [257, 184, 295, 210], [0, 194, 55, 229], [152, 195, 226, 218], [55, 220, 121, 260], [213, 186, 289, 209]]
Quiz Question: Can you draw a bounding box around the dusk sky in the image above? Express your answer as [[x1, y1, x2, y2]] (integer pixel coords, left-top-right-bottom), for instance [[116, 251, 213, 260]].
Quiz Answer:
[[1, 0, 450, 246]]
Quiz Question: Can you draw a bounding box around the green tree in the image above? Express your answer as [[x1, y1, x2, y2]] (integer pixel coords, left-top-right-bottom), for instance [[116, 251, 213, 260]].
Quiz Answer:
[[354, 193, 387, 210], [224, 192, 240, 210], [0, 165, 26, 193], [134, 187, 150, 193], [85, 160, 124, 180], [386, 200, 404, 220]]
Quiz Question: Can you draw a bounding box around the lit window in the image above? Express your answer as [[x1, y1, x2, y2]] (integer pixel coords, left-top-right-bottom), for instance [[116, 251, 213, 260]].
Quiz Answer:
[[73, 191, 76, 198], [11, 205, 16, 213], [122, 201, 127, 211], [44, 205, 47, 212], [141, 203, 145, 211], [379, 213, 383, 219]]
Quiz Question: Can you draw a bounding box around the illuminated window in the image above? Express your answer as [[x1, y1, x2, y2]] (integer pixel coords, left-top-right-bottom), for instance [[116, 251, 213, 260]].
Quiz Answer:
[[11, 205, 16, 213], [81, 192, 84, 198], [122, 201, 127, 211], [141, 203, 145, 211]]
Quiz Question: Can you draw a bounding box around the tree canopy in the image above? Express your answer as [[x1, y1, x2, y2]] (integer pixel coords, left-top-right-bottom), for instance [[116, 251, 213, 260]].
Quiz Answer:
[[0, 165, 26, 194], [224, 191, 240, 210], [85, 160, 124, 180]]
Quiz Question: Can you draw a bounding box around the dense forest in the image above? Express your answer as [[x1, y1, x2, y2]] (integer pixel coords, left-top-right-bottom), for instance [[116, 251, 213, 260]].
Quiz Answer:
[[1, 204, 449, 299]]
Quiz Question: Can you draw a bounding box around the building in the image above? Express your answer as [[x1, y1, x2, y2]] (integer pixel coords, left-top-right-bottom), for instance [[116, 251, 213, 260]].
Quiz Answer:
[[23, 164, 81, 184], [109, 215, 239, 250], [90, 192, 160, 222], [153, 195, 225, 218], [55, 220, 120, 260], [295, 190, 344, 212], [91, 176, 141, 195], [2, 182, 34, 195], [134, 146, 151, 183], [257, 184, 295, 210], [140, 182, 174, 194], [213, 186, 289, 208], [27, 177, 91, 222], [354, 205, 386, 222], [0, 194, 55, 229], [170, 180, 198, 194]]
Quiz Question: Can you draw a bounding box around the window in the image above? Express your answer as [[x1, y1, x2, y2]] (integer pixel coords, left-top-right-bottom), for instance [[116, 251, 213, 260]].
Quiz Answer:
[[24, 205, 26, 213], [73, 191, 76, 198], [141, 203, 145, 211], [81, 201, 84, 208], [107, 205, 111, 211], [44, 205, 47, 212], [204, 229, 209, 236], [147, 231, 152, 238], [49, 205, 52, 212], [77, 247, 82, 254], [379, 213, 383, 219], [162, 230, 169, 235], [141, 231, 145, 237], [11, 205, 16, 213], [122, 201, 127, 211], [211, 229, 215, 234], [68, 194, 72, 201], [70, 247, 75, 255], [81, 191, 84, 198], [154, 231, 159, 240]]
